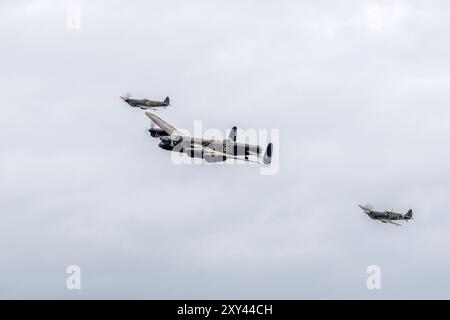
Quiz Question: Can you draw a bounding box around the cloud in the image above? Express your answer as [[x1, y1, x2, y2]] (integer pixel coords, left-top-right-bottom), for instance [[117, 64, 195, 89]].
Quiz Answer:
[[364, 5, 408, 30], [1, 0, 450, 298]]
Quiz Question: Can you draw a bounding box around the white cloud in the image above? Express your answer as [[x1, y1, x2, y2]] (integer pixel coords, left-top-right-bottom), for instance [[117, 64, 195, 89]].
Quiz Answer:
[[364, 4, 408, 30], [2, 0, 450, 299]]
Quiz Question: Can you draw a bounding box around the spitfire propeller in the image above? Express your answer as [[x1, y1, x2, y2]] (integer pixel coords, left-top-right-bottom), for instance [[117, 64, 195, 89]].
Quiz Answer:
[[145, 119, 156, 135], [120, 92, 131, 101]]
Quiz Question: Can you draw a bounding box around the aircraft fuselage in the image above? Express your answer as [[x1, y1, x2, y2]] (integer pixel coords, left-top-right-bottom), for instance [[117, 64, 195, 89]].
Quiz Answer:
[[367, 210, 404, 221], [125, 99, 168, 109], [157, 136, 261, 159]]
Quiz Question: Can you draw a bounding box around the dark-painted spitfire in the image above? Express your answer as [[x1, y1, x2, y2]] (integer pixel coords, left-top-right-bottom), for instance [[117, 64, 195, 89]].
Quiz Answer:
[[145, 112, 273, 165], [359, 204, 413, 226], [120, 93, 170, 110]]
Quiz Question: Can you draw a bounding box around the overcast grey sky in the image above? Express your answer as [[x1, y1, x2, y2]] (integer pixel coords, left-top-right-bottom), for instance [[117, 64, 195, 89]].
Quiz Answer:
[[1, 0, 450, 299]]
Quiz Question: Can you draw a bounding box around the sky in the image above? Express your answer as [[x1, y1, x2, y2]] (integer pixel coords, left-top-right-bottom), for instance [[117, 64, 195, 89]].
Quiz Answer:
[[1, 0, 450, 299]]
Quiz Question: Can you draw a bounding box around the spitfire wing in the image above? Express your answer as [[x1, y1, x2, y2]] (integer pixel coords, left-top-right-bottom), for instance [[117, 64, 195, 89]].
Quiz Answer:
[[145, 112, 182, 136], [379, 219, 402, 226]]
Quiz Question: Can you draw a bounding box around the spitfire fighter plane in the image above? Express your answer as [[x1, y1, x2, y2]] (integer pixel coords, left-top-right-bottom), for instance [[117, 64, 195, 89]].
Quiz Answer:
[[145, 112, 273, 164], [120, 93, 170, 110], [358, 204, 413, 226]]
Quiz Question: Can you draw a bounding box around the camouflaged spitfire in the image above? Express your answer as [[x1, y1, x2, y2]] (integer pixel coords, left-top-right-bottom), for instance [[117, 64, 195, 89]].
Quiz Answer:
[[120, 93, 170, 110], [359, 204, 413, 226]]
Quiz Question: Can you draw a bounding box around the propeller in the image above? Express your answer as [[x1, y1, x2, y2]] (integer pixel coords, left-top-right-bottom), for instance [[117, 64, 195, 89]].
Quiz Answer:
[[145, 119, 156, 135], [120, 92, 131, 101], [359, 203, 373, 213]]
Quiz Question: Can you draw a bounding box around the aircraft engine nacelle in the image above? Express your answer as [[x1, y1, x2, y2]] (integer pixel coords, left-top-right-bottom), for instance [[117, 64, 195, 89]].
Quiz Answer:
[[203, 152, 226, 163], [160, 136, 183, 144], [159, 136, 183, 152], [158, 141, 174, 151], [149, 128, 168, 138], [185, 148, 203, 159]]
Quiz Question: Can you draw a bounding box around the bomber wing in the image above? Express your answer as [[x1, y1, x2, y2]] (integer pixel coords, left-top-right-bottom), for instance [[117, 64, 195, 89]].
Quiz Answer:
[[145, 112, 183, 136]]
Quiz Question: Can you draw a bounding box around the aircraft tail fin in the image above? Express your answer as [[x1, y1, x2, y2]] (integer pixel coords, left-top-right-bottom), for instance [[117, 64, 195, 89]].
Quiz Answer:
[[228, 126, 237, 142], [405, 209, 413, 220], [163, 96, 170, 105], [263, 143, 273, 165]]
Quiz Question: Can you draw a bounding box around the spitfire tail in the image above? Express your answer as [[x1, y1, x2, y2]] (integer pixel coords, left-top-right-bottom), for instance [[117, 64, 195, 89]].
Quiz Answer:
[[263, 143, 273, 165], [164, 96, 170, 105], [405, 209, 413, 220]]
